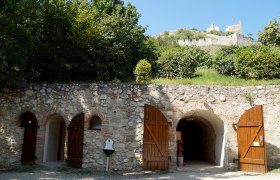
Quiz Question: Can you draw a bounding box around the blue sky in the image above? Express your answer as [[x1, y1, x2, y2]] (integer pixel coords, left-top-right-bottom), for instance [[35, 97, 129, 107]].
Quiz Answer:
[[123, 0, 280, 40]]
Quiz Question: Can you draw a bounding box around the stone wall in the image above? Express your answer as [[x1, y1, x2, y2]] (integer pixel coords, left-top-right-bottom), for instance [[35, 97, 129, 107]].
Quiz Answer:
[[0, 84, 280, 170], [178, 33, 260, 47]]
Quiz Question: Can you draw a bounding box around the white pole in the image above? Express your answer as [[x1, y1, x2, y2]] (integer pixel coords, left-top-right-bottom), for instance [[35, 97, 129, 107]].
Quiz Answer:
[[106, 157, 109, 172]]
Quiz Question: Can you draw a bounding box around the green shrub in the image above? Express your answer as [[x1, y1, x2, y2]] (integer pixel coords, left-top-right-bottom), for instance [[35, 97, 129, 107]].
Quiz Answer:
[[157, 46, 210, 79], [234, 45, 280, 79], [133, 59, 152, 83], [208, 30, 234, 36], [176, 29, 206, 40], [213, 46, 238, 75]]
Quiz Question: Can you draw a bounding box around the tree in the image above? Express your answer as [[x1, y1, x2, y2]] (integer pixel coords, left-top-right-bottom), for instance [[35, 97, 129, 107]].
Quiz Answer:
[[92, 0, 154, 81], [0, 0, 35, 88], [0, 0, 156, 89], [258, 19, 280, 46]]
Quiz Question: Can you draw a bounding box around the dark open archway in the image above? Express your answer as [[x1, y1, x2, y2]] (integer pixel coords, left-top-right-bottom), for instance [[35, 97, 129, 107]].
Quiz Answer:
[[176, 110, 225, 166]]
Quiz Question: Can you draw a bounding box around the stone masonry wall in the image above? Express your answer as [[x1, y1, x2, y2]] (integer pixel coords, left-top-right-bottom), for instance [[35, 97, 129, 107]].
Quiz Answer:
[[0, 84, 279, 170], [178, 33, 261, 47]]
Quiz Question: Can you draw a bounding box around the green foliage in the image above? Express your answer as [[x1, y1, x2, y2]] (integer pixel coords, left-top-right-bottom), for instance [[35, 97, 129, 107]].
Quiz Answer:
[[213, 45, 280, 80], [157, 46, 210, 79], [152, 29, 205, 52], [212, 46, 238, 75], [244, 93, 252, 101], [95, 2, 153, 81], [208, 30, 234, 36], [152, 33, 180, 52], [133, 59, 152, 83], [176, 29, 205, 40], [0, 0, 36, 88], [234, 45, 280, 79], [0, 0, 156, 89], [152, 68, 280, 86], [258, 19, 280, 46]]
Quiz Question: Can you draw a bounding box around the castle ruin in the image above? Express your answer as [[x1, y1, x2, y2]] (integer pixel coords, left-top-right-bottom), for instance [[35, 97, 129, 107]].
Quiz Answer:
[[178, 21, 260, 47]]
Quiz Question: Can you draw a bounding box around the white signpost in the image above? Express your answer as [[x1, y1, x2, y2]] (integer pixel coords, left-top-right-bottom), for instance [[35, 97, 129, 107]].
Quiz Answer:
[[103, 138, 115, 172]]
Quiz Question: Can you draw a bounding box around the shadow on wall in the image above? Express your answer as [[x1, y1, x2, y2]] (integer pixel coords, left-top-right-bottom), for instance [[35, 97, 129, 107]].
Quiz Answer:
[[266, 142, 280, 169], [0, 116, 23, 167]]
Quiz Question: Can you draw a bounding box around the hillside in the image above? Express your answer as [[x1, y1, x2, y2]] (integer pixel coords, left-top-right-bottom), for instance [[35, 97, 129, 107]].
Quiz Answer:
[[153, 28, 259, 54]]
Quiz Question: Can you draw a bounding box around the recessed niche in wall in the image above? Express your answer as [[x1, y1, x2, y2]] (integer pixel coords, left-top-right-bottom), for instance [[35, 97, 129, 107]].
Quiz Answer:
[[89, 115, 102, 130]]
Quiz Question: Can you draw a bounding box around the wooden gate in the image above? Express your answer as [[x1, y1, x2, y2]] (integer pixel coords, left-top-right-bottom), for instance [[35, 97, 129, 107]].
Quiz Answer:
[[237, 105, 267, 173], [67, 113, 84, 168], [143, 104, 169, 170], [21, 112, 38, 165], [57, 121, 65, 161]]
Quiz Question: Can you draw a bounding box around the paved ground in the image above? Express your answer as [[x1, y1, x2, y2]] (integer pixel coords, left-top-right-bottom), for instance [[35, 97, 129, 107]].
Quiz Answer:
[[0, 162, 279, 180]]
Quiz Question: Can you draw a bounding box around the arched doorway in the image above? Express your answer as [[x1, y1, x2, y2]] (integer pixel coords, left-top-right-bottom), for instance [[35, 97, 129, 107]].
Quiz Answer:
[[44, 114, 66, 162], [20, 111, 38, 165], [176, 110, 225, 166]]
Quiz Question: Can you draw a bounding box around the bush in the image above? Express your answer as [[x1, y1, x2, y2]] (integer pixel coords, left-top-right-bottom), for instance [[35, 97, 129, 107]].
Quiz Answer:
[[133, 59, 152, 83], [157, 46, 210, 79], [208, 30, 234, 36], [234, 45, 280, 79], [212, 46, 238, 75]]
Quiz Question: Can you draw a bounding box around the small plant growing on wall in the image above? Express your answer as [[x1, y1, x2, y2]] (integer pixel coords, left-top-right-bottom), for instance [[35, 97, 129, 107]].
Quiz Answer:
[[244, 92, 254, 106]]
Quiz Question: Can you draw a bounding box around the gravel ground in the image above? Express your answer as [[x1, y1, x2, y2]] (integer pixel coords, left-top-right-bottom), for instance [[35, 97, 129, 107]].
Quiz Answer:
[[1, 163, 279, 180], [1, 169, 280, 180]]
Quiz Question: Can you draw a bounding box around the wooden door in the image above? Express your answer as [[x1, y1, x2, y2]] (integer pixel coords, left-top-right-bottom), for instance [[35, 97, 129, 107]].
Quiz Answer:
[[237, 105, 267, 173], [143, 104, 169, 170], [57, 121, 65, 161], [21, 112, 38, 165], [67, 113, 84, 168]]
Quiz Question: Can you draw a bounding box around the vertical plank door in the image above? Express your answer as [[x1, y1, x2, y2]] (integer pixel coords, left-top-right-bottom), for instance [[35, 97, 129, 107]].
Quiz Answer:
[[67, 113, 84, 168], [237, 105, 267, 173], [21, 112, 38, 165], [143, 104, 169, 170]]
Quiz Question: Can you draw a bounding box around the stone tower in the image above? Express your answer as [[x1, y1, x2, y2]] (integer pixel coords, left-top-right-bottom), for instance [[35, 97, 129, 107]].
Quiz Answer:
[[206, 21, 220, 32], [226, 21, 242, 34]]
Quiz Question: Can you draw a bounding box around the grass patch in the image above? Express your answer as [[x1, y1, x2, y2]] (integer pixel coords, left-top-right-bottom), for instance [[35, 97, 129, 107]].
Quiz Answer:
[[152, 68, 280, 86]]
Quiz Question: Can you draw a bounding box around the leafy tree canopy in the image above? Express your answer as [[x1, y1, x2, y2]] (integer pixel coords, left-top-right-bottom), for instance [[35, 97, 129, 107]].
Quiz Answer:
[[0, 0, 156, 89], [258, 19, 280, 46]]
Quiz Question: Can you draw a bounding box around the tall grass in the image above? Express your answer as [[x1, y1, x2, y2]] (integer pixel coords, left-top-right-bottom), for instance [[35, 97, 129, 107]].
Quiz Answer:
[[152, 68, 280, 86]]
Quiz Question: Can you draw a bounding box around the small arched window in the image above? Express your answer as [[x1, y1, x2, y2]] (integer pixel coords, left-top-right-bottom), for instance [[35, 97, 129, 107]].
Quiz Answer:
[[89, 115, 102, 130]]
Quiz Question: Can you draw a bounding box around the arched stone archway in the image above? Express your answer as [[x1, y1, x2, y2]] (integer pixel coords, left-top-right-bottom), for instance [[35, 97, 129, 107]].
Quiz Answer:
[[43, 114, 66, 162], [176, 110, 225, 166]]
